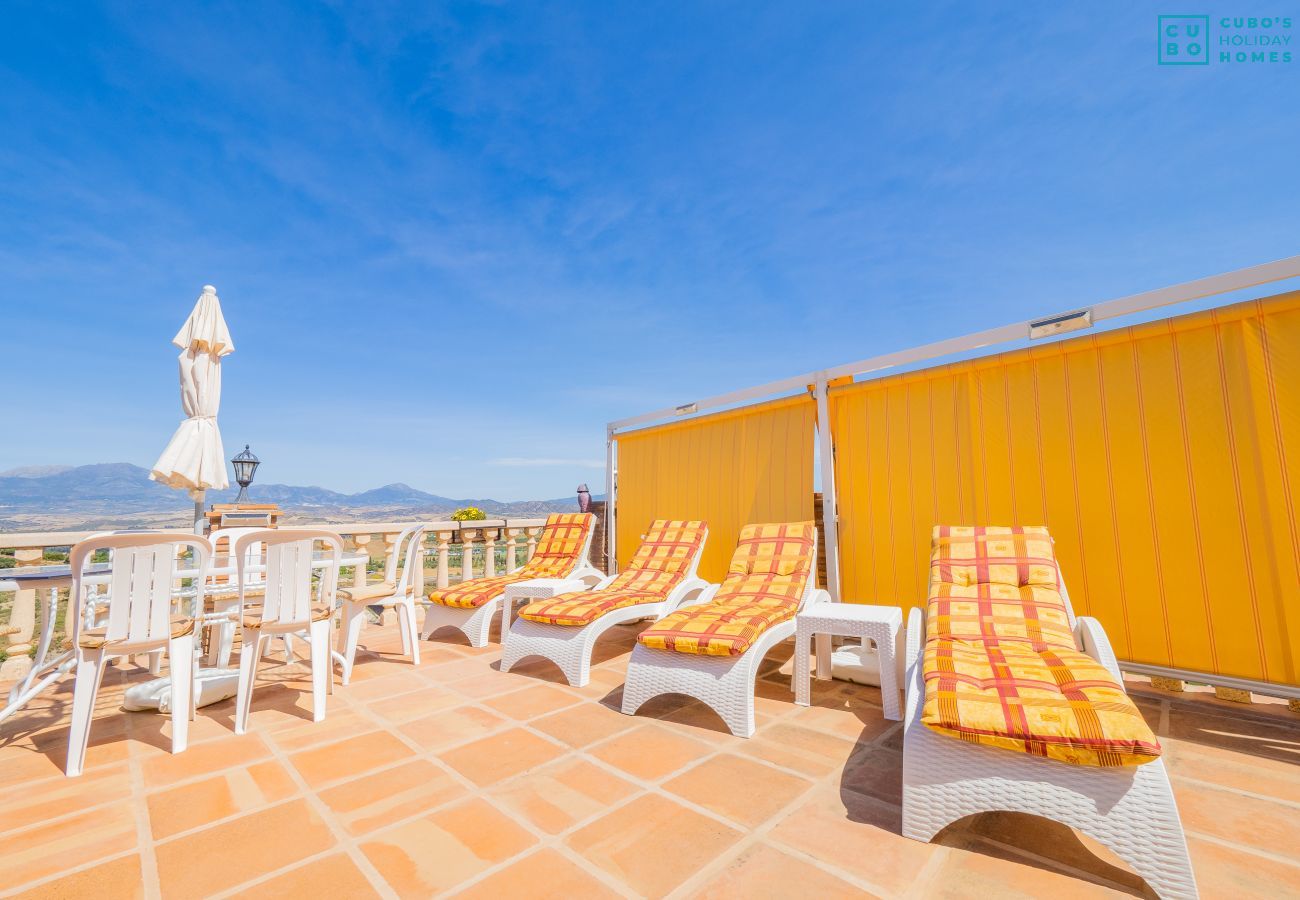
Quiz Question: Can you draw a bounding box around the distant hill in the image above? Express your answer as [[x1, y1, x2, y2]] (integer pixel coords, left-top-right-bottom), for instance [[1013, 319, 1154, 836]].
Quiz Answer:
[[0, 463, 600, 532]]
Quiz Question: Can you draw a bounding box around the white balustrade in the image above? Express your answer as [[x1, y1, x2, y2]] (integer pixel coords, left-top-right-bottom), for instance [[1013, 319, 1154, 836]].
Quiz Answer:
[[0, 519, 551, 660]]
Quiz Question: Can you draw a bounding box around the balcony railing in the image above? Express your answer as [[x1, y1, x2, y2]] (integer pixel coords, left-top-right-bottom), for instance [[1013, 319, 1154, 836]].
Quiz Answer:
[[0, 518, 552, 679]]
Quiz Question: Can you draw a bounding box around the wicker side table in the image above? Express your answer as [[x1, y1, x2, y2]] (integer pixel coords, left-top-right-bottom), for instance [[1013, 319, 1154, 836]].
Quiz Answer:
[[793, 603, 904, 720]]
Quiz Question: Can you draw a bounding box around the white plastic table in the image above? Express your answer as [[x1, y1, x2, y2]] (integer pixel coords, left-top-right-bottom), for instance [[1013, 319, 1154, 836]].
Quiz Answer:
[[792, 603, 904, 720], [1, 564, 111, 723]]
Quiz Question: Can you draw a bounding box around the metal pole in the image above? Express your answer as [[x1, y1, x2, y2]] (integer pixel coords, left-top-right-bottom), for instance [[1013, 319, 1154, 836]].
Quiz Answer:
[[605, 426, 617, 575], [813, 375, 842, 601], [193, 491, 206, 535]]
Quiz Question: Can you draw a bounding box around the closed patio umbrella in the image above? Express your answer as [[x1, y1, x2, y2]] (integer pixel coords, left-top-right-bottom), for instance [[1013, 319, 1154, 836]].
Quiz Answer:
[[150, 285, 234, 532]]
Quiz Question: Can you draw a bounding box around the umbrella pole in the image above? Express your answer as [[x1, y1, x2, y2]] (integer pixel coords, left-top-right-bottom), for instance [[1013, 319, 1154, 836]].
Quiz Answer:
[[193, 490, 207, 535]]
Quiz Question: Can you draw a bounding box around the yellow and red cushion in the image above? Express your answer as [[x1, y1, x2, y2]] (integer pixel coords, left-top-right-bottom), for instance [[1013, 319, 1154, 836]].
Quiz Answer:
[[921, 525, 1160, 767], [519, 520, 707, 626], [519, 513, 595, 578], [922, 638, 1161, 766], [426, 513, 593, 609], [638, 521, 815, 657], [519, 589, 662, 627], [928, 526, 1075, 649]]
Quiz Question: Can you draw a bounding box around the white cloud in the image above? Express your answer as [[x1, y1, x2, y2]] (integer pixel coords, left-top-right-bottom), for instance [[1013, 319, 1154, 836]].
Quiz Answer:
[[490, 457, 604, 468]]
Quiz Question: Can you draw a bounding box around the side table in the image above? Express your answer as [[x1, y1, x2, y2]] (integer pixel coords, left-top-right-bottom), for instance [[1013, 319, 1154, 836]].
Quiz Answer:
[[793, 603, 903, 720], [500, 578, 591, 630]]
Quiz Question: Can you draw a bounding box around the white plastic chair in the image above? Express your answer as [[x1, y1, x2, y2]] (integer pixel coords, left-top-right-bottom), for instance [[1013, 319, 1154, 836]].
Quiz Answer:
[[232, 529, 342, 734], [65, 532, 212, 776], [337, 523, 427, 683], [205, 526, 267, 667]]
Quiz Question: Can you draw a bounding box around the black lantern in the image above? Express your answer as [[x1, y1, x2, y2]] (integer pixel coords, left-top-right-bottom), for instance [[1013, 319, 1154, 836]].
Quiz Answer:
[[231, 444, 260, 504]]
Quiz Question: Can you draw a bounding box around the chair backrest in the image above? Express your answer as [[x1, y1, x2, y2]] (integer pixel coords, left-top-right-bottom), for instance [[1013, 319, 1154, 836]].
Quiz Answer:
[[69, 532, 212, 648], [518, 513, 597, 578], [606, 520, 708, 597], [715, 521, 819, 609], [235, 528, 343, 626], [209, 526, 267, 585], [926, 525, 1077, 649], [390, 524, 428, 594]]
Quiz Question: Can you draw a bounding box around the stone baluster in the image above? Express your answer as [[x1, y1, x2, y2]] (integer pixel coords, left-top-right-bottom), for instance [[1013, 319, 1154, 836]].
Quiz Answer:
[[525, 526, 541, 561], [460, 529, 478, 583], [0, 548, 44, 681], [482, 528, 497, 578], [351, 534, 372, 588], [434, 529, 453, 589], [504, 527, 521, 573], [414, 533, 428, 596], [382, 531, 400, 582]]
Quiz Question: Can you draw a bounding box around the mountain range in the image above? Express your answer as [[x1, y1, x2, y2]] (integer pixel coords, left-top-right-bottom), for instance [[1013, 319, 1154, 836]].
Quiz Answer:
[[0, 463, 594, 532]]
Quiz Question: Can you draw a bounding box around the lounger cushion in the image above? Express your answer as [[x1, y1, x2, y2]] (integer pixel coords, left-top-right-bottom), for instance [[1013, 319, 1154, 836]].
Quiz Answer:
[[922, 525, 1160, 767], [519, 520, 707, 626], [427, 513, 593, 609], [338, 580, 398, 603], [922, 638, 1162, 766], [636, 600, 796, 656], [928, 526, 1076, 649], [638, 521, 814, 656], [520, 589, 662, 626], [78, 615, 194, 649], [427, 573, 545, 610]]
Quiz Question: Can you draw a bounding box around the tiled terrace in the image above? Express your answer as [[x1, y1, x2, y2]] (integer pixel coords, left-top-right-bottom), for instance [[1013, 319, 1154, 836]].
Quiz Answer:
[[1, 619, 1297, 899]]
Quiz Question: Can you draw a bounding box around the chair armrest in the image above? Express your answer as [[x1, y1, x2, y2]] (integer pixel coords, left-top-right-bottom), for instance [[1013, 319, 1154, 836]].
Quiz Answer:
[[1074, 616, 1124, 685], [905, 606, 926, 681], [802, 588, 833, 609], [567, 563, 607, 588], [672, 581, 719, 610]]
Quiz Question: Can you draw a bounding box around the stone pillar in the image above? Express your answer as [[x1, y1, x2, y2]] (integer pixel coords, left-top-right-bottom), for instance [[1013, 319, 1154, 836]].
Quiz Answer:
[[434, 530, 453, 589], [381, 532, 400, 582], [0, 548, 43, 681], [414, 533, 427, 596], [587, 501, 608, 572], [504, 527, 521, 573], [351, 534, 372, 588], [482, 528, 498, 578], [525, 527, 541, 561], [460, 529, 478, 583]]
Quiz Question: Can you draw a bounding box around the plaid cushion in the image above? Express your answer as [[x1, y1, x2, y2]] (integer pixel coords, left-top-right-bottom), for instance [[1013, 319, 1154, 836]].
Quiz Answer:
[[519, 589, 661, 627], [427, 513, 593, 609], [519, 513, 595, 578], [638, 522, 815, 657], [927, 525, 1075, 650], [922, 639, 1161, 766], [921, 525, 1160, 767], [520, 520, 706, 627]]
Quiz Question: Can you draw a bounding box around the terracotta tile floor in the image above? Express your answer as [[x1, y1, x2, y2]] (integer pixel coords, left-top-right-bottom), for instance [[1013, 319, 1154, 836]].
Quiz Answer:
[[2, 619, 1298, 898]]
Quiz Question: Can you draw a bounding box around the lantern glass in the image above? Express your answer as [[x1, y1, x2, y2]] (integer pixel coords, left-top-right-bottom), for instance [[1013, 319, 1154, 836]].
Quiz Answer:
[[231, 445, 260, 502]]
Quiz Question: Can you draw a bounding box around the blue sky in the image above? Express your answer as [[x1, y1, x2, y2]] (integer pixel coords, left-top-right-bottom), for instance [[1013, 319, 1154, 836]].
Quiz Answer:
[[2, 2, 1297, 498]]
